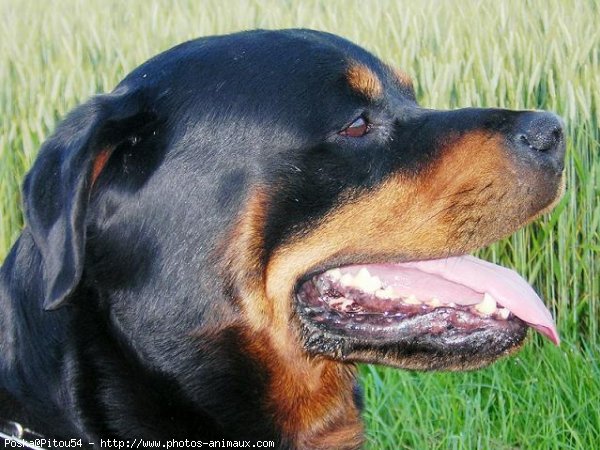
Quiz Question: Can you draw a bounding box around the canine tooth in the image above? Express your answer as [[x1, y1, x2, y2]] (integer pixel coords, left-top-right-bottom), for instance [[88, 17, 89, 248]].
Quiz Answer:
[[375, 287, 396, 299], [497, 307, 510, 320], [404, 294, 421, 305], [427, 297, 441, 307], [475, 293, 497, 315], [328, 269, 342, 280]]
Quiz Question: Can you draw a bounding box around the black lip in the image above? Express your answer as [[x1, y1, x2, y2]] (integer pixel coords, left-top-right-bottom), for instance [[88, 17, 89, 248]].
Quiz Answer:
[[297, 299, 526, 342]]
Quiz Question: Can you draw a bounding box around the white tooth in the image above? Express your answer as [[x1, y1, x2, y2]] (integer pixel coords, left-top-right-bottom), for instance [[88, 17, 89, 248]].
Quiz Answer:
[[375, 286, 396, 299], [354, 268, 371, 285], [375, 288, 390, 299], [363, 276, 382, 293], [328, 269, 342, 280], [427, 297, 441, 308], [497, 308, 510, 320], [370, 276, 383, 291], [357, 267, 371, 278], [340, 273, 355, 287], [353, 268, 382, 293], [404, 294, 421, 305], [475, 292, 497, 315]]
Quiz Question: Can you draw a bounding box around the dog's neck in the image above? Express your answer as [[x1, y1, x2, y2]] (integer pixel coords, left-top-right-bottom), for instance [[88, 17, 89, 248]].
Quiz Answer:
[[0, 232, 364, 448], [238, 328, 364, 449]]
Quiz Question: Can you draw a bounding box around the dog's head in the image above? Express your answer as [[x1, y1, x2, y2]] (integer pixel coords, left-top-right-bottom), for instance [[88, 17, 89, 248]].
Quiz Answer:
[[20, 29, 564, 443]]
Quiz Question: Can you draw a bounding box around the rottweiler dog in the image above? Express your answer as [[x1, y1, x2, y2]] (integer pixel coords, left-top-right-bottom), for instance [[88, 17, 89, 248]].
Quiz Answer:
[[0, 29, 564, 449]]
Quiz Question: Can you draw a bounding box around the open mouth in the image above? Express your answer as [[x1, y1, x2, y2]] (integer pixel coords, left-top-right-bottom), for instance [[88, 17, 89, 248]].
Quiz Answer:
[[296, 254, 559, 366]]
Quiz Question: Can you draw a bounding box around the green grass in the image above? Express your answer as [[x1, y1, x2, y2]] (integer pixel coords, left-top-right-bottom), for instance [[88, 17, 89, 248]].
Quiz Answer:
[[361, 342, 600, 449], [1, 0, 598, 448]]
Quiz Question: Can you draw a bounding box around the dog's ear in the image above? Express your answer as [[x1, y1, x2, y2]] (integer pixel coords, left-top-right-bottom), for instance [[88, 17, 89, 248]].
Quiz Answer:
[[23, 87, 154, 310]]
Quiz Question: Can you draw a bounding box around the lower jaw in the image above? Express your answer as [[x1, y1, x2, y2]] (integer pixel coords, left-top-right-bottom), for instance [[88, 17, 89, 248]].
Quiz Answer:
[[295, 279, 529, 370], [297, 312, 528, 370]]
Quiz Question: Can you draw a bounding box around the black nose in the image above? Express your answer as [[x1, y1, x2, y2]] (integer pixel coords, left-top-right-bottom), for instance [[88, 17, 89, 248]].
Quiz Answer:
[[513, 112, 565, 167]]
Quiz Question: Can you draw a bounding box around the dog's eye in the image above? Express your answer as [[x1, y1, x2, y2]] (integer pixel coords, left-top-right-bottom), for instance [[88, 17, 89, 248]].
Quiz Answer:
[[339, 116, 370, 137]]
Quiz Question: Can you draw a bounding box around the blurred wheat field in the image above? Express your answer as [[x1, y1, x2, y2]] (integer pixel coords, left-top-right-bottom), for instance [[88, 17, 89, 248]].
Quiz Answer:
[[0, 0, 598, 448]]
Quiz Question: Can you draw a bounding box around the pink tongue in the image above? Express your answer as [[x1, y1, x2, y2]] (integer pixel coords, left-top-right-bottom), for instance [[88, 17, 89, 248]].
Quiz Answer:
[[345, 255, 560, 345]]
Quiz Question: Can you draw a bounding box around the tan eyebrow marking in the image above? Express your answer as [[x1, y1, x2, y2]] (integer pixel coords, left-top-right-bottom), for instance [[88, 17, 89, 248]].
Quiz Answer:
[[390, 66, 414, 91], [346, 63, 383, 100]]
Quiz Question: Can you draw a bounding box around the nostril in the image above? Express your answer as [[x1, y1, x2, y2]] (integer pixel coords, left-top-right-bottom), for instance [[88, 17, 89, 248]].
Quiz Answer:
[[519, 133, 532, 148], [518, 114, 564, 153], [551, 126, 563, 142]]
